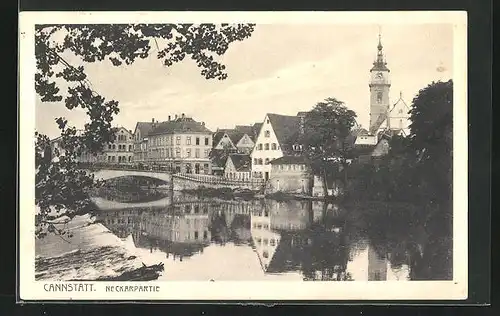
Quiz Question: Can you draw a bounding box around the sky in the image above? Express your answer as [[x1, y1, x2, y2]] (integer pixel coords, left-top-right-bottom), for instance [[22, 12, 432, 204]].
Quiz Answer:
[[35, 23, 453, 139]]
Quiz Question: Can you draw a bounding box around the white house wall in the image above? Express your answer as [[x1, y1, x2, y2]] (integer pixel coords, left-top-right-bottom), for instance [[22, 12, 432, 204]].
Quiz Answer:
[[251, 115, 284, 178]]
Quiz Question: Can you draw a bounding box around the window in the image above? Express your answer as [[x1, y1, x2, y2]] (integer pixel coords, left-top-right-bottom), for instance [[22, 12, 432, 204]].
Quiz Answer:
[[265, 158, 270, 165], [194, 231, 199, 240], [175, 148, 181, 157], [186, 136, 191, 145], [254, 158, 258, 165], [204, 149, 209, 158], [195, 149, 200, 158], [377, 91, 383, 103], [271, 143, 277, 150], [186, 148, 191, 157], [176, 136, 181, 145], [270, 239, 276, 246], [258, 144, 263, 150], [129, 145, 132, 151], [266, 119, 270, 124], [108, 144, 112, 150], [264, 143, 269, 150], [300, 165, 305, 170], [203, 231, 208, 239], [264, 130, 270, 137], [205, 137, 209, 146], [196, 137, 200, 145], [258, 159, 263, 165]]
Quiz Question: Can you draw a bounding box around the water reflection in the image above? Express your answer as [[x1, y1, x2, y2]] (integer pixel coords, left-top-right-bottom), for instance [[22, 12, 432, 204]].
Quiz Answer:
[[95, 194, 444, 281]]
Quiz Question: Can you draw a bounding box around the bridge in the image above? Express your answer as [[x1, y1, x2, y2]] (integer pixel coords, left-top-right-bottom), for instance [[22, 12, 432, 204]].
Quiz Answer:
[[90, 168, 172, 183], [81, 164, 265, 191]]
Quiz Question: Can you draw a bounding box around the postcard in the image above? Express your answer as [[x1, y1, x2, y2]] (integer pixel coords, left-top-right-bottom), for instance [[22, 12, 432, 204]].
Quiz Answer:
[[18, 11, 467, 301]]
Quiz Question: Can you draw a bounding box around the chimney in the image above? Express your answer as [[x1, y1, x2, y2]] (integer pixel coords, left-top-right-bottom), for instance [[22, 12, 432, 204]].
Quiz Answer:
[[175, 114, 178, 120], [181, 113, 185, 119], [202, 122, 205, 126], [168, 115, 171, 121], [151, 118, 154, 123]]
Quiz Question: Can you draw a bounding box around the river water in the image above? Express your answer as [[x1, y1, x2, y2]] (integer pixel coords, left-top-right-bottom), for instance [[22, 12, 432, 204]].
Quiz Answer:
[[35, 189, 452, 282]]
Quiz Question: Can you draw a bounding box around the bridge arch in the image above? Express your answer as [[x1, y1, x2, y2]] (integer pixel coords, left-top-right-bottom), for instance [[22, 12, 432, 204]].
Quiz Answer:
[[90, 169, 173, 183]]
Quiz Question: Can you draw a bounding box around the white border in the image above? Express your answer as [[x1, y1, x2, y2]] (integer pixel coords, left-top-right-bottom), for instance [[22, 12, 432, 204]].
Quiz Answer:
[[18, 11, 468, 301]]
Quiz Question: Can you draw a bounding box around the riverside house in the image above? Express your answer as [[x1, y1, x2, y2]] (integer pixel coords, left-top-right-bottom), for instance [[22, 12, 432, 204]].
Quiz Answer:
[[267, 156, 313, 195], [250, 113, 305, 181], [224, 153, 252, 181]]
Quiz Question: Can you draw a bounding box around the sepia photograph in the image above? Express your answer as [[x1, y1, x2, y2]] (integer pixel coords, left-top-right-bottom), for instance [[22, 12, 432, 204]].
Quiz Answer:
[[18, 11, 468, 301]]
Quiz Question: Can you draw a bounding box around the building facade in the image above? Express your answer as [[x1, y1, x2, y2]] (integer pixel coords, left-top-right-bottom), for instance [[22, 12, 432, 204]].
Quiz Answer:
[[250, 113, 301, 181], [147, 114, 213, 174], [98, 127, 135, 163], [133, 120, 156, 163], [72, 127, 134, 164], [267, 156, 313, 195]]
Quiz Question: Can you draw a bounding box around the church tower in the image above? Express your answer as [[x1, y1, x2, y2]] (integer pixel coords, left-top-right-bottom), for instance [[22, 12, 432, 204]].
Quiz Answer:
[[368, 33, 391, 133]]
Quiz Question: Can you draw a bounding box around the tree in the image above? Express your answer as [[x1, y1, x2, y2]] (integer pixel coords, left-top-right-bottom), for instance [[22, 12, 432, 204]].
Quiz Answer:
[[299, 98, 357, 197], [35, 24, 255, 239], [408, 80, 453, 209]]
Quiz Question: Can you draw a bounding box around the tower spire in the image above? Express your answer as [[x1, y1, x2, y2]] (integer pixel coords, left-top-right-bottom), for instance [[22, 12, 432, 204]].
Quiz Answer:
[[371, 27, 388, 71], [378, 27, 383, 51]]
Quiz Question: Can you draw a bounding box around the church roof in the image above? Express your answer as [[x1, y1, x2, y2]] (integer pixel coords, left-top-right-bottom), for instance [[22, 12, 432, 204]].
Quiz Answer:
[[389, 93, 411, 114]]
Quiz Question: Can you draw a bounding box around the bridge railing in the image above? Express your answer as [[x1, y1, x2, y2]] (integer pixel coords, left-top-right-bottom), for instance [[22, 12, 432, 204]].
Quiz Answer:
[[173, 173, 265, 188], [78, 162, 266, 189]]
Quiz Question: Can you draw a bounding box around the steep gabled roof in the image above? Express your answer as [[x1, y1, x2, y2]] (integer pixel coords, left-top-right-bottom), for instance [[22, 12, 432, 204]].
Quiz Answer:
[[267, 113, 301, 153], [214, 129, 251, 148], [227, 131, 246, 145], [149, 118, 212, 136], [134, 122, 155, 139], [213, 131, 232, 148], [228, 154, 252, 172]]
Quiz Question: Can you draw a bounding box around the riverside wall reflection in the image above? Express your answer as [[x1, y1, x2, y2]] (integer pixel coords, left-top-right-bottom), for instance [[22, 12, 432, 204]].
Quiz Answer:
[[95, 195, 448, 281]]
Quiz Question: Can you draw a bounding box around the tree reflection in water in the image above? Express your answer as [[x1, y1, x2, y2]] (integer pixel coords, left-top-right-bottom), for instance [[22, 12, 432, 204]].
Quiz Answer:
[[95, 193, 451, 281]]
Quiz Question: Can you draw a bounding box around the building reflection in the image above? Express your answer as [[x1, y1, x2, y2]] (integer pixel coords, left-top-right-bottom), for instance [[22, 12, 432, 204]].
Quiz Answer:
[[96, 197, 410, 280], [249, 200, 409, 281], [96, 199, 254, 259]]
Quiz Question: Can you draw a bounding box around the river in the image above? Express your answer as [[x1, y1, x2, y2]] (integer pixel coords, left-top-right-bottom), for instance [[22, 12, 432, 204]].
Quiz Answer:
[[35, 189, 452, 282]]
